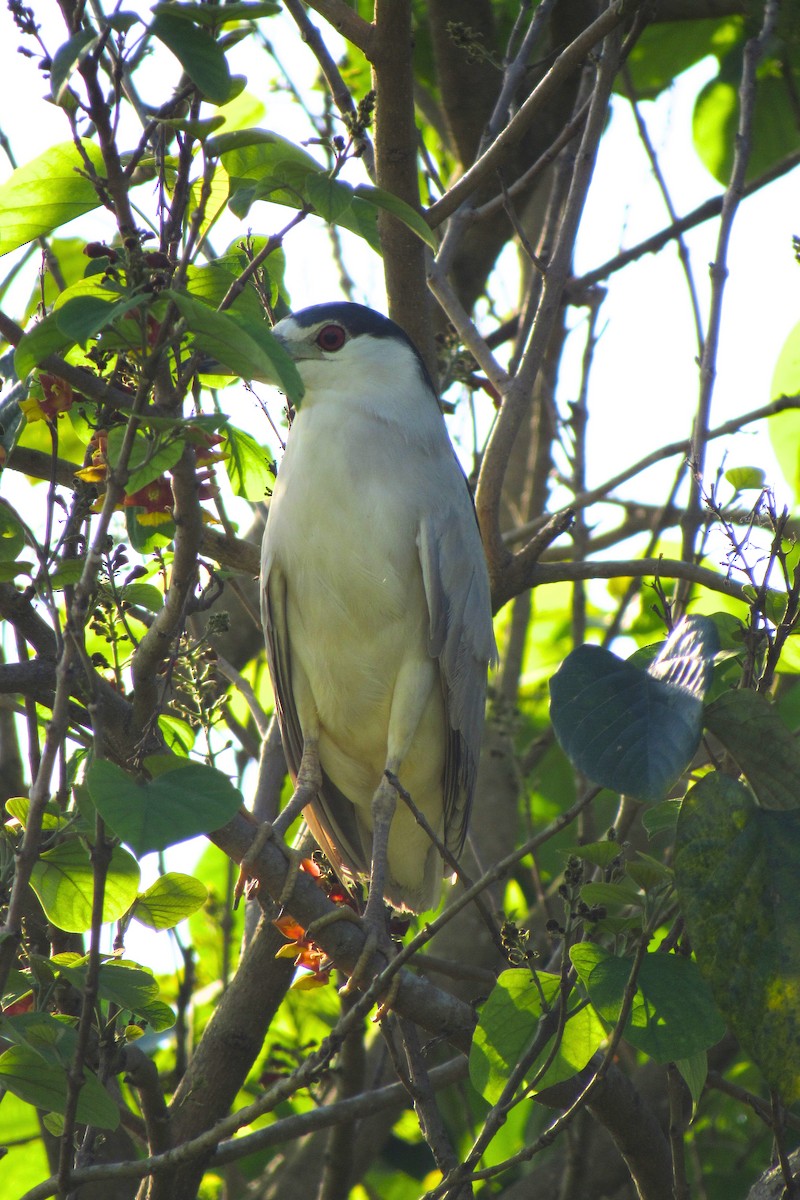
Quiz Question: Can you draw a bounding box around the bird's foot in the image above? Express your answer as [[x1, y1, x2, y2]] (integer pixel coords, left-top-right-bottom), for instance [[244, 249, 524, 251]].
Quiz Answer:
[[233, 822, 309, 912], [233, 819, 276, 908], [339, 895, 398, 1001]]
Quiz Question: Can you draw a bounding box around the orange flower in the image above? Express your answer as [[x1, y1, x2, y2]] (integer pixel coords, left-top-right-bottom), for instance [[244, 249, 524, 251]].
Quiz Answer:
[[20, 373, 74, 422]]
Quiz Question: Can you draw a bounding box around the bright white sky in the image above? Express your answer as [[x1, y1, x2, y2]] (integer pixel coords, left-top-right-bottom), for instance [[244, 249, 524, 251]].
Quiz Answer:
[[1, 6, 798, 966]]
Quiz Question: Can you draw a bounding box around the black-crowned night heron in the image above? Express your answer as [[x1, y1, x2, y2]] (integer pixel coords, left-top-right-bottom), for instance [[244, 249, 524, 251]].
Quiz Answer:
[[262, 302, 495, 930]]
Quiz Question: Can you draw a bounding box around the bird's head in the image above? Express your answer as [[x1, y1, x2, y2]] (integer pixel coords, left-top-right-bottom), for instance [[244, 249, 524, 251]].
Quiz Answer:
[[271, 303, 439, 417]]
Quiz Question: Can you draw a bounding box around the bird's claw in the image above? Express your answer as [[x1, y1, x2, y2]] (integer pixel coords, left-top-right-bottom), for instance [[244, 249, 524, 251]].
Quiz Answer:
[[233, 819, 276, 908]]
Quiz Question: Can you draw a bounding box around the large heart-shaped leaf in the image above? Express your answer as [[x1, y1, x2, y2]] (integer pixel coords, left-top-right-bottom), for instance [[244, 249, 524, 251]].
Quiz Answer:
[[85, 758, 243, 855], [675, 772, 800, 1102], [549, 616, 717, 801]]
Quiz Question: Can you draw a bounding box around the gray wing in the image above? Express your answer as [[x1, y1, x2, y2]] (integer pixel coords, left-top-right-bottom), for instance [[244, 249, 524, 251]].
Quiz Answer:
[[261, 542, 370, 884], [418, 494, 495, 855]]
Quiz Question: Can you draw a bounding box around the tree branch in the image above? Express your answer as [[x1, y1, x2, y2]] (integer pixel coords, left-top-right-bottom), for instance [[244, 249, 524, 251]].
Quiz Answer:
[[426, 1, 641, 228]]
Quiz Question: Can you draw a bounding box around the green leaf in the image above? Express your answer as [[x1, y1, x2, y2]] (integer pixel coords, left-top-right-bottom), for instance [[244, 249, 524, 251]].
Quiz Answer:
[[0, 503, 26, 562], [570, 943, 726, 1063], [694, 58, 800, 185], [622, 18, 740, 100], [136, 999, 177, 1031], [0, 1045, 119, 1129], [0, 140, 106, 257], [469, 969, 606, 1104], [168, 289, 303, 401], [354, 183, 438, 250], [117, 581, 164, 612], [150, 1, 280, 26], [724, 465, 766, 492], [306, 174, 354, 224], [674, 772, 800, 1102], [642, 799, 682, 839], [106, 425, 183, 496], [29, 842, 140, 934], [225, 425, 273, 501], [132, 872, 208, 930], [769, 319, 800, 500], [84, 758, 243, 855], [185, 261, 264, 323], [0, 1011, 78, 1066], [5, 797, 69, 833], [675, 1051, 708, 1119], [549, 616, 717, 801], [58, 959, 159, 1014], [214, 130, 383, 251], [580, 880, 644, 910], [569, 841, 624, 869], [149, 12, 232, 105], [704, 690, 800, 811], [54, 292, 143, 347], [14, 312, 72, 380], [50, 28, 99, 103]]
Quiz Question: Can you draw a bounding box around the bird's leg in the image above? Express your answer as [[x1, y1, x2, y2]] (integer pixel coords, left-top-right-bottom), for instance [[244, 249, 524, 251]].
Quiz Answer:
[[235, 737, 322, 908], [339, 769, 399, 997]]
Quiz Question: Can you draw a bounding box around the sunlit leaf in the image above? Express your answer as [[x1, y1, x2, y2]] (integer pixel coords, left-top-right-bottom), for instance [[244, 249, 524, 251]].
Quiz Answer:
[[29, 842, 140, 934], [132, 873, 208, 930], [0, 141, 106, 257], [470, 969, 606, 1104], [225, 425, 273, 501]]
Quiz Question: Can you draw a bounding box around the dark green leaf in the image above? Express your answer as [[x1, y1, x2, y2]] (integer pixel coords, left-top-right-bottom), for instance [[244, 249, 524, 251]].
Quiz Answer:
[[549, 617, 717, 801], [150, 12, 232, 105], [0, 1012, 78, 1066], [675, 772, 800, 1102], [150, 1, 280, 26], [168, 289, 303, 401], [642, 800, 682, 839], [353, 183, 438, 250], [569, 841, 623, 869], [29, 842, 140, 933], [704, 690, 800, 810], [570, 943, 726, 1063], [469, 970, 606, 1104], [306, 174, 354, 224], [49, 559, 86, 589], [0, 1046, 119, 1129], [580, 880, 644, 910], [132, 872, 208, 930], [50, 28, 99, 103], [0, 141, 106, 257], [54, 292, 143, 347], [55, 956, 163, 1016], [84, 758, 243, 855]]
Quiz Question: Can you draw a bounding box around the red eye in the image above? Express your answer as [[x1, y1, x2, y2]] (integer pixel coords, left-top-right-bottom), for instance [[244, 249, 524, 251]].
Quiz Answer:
[[316, 324, 346, 352]]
